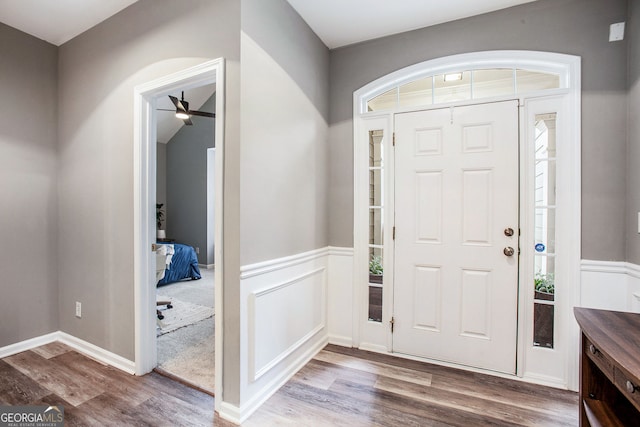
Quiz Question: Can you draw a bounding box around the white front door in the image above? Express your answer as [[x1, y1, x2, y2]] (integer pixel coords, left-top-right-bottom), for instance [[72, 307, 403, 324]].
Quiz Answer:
[[393, 100, 519, 374]]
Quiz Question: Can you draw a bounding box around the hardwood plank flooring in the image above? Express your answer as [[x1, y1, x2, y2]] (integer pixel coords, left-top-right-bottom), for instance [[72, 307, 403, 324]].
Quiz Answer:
[[218, 345, 579, 426], [0, 343, 214, 426], [0, 342, 577, 426]]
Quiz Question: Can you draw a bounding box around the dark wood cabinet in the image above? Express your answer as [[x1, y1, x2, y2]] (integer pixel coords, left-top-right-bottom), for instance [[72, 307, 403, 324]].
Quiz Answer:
[[574, 307, 640, 427]]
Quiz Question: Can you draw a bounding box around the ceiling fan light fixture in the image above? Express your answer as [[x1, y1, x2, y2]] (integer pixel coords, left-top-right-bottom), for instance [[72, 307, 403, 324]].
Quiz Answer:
[[175, 110, 190, 120], [175, 98, 190, 120]]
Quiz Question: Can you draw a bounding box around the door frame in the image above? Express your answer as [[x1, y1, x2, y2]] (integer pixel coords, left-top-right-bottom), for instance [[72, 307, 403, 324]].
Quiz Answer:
[[133, 58, 225, 400], [353, 51, 581, 390]]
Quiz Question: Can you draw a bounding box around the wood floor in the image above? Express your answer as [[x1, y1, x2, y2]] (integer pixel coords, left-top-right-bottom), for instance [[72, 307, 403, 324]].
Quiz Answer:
[[0, 342, 578, 426], [0, 342, 214, 426], [218, 345, 579, 427]]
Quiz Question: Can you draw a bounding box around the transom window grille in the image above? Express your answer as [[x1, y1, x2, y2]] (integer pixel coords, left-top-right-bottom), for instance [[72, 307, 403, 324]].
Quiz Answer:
[[367, 68, 560, 112]]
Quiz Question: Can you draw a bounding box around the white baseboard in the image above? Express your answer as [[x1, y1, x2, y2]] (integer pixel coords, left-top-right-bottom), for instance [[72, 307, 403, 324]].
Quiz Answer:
[[199, 263, 215, 270], [217, 402, 242, 425], [328, 334, 353, 347], [358, 342, 389, 354], [58, 332, 136, 374], [0, 332, 58, 359], [0, 331, 135, 375]]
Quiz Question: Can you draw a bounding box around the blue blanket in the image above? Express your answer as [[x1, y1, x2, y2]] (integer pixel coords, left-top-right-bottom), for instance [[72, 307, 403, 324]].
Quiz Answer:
[[157, 243, 201, 286]]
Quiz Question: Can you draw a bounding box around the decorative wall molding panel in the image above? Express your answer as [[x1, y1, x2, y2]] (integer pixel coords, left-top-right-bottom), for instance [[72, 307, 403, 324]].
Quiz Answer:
[[228, 247, 330, 423], [580, 260, 640, 313]]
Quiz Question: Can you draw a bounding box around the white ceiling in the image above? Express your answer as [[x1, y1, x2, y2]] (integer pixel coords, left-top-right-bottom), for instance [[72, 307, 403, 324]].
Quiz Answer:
[[285, 0, 539, 49], [1, 0, 539, 49], [0, 1, 537, 141], [0, 0, 140, 45]]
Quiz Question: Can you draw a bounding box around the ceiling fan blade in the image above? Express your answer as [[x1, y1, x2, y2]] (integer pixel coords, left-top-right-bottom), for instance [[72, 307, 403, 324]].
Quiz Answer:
[[182, 116, 193, 126], [169, 95, 188, 113], [188, 110, 215, 118]]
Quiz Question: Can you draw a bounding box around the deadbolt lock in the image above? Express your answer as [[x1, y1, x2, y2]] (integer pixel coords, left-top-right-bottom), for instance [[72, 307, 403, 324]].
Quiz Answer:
[[504, 227, 515, 237]]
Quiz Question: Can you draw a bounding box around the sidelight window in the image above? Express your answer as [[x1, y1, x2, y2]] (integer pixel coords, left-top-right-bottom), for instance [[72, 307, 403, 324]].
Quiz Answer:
[[533, 113, 557, 348], [368, 130, 384, 322]]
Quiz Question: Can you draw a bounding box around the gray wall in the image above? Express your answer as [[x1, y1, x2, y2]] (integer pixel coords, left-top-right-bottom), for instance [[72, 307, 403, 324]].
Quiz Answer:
[[628, 0, 640, 264], [0, 23, 59, 346], [166, 94, 215, 265], [156, 143, 167, 217], [240, 0, 330, 265], [226, 0, 330, 405], [57, 0, 240, 361], [328, 0, 629, 262]]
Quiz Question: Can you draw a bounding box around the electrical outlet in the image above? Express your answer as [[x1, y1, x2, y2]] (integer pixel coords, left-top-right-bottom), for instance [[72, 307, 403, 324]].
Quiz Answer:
[[196, 247, 200, 254], [75, 301, 82, 318]]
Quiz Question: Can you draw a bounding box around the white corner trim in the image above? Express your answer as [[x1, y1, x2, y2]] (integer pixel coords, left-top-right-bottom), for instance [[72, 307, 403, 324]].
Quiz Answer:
[[240, 247, 329, 279], [58, 332, 136, 374], [217, 402, 242, 425], [0, 332, 59, 359], [0, 331, 135, 375]]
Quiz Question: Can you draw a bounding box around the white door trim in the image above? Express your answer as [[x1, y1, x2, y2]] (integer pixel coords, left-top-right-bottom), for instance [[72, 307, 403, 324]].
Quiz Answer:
[[133, 59, 225, 401], [353, 50, 581, 390]]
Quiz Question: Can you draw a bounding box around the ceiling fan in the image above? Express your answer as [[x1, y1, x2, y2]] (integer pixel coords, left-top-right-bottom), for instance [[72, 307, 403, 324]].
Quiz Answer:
[[158, 91, 215, 126]]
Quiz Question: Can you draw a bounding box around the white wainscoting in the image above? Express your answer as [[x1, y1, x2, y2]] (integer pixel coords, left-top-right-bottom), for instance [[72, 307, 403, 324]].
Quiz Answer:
[[327, 247, 355, 347], [581, 260, 640, 313], [226, 247, 330, 424]]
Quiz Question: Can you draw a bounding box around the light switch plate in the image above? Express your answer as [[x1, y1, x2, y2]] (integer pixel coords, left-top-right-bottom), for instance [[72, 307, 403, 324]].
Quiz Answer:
[[609, 22, 625, 42]]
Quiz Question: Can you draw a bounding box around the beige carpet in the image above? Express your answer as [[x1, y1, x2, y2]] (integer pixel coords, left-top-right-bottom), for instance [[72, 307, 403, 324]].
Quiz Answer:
[[156, 268, 215, 392], [156, 296, 214, 336], [157, 316, 215, 392]]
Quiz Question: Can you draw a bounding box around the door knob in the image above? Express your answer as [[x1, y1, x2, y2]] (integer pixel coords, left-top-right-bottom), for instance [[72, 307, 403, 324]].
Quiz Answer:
[[503, 247, 515, 257], [504, 227, 514, 237]]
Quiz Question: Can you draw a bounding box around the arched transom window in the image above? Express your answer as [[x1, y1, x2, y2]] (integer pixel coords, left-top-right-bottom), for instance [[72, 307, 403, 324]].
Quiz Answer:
[[367, 68, 561, 112]]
